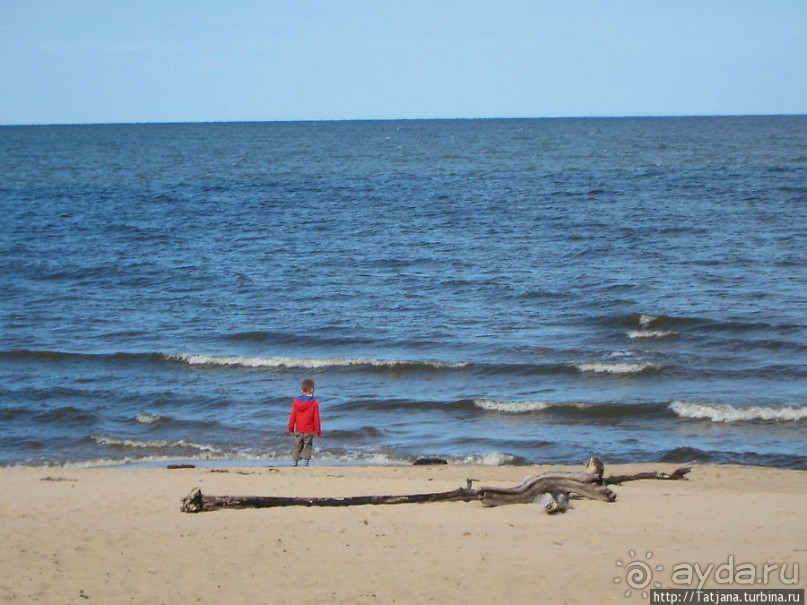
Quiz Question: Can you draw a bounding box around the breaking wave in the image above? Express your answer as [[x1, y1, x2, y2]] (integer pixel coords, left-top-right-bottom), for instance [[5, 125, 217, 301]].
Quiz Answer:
[[669, 401, 807, 423], [452, 452, 520, 465], [91, 435, 225, 454], [574, 362, 661, 375], [135, 413, 162, 424], [639, 314, 658, 327], [627, 329, 677, 339], [474, 399, 592, 413], [167, 353, 468, 371]]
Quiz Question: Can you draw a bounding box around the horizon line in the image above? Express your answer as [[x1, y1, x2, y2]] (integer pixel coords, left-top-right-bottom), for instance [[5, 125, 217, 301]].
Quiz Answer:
[[2, 112, 805, 128]]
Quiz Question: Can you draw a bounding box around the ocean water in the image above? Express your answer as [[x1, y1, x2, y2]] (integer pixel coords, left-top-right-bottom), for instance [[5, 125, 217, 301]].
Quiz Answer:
[[1, 116, 805, 468]]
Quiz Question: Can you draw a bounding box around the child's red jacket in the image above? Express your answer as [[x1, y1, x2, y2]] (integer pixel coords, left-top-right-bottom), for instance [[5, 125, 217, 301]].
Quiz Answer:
[[288, 395, 321, 436]]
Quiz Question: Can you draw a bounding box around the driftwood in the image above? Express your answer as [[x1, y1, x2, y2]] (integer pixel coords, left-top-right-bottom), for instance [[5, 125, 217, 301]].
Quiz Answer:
[[475, 457, 616, 507], [603, 466, 691, 485], [180, 457, 691, 514], [180, 480, 479, 513], [535, 491, 572, 514]]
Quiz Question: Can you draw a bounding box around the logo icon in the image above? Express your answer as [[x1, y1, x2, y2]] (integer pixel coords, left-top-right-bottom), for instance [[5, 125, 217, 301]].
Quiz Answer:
[[614, 549, 664, 598]]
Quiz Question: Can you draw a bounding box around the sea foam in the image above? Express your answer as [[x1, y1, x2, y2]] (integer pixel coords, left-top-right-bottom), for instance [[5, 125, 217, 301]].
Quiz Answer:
[[639, 314, 658, 327], [168, 353, 467, 370], [474, 399, 591, 413], [135, 413, 162, 424], [628, 329, 676, 339], [91, 435, 224, 454], [456, 452, 518, 466], [669, 401, 807, 423], [575, 362, 660, 374]]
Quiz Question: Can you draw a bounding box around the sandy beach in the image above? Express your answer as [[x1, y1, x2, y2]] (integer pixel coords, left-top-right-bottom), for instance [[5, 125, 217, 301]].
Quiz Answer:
[[1, 462, 804, 604]]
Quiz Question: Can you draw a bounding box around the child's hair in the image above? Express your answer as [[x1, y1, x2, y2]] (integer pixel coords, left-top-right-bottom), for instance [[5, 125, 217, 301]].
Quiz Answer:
[[301, 378, 315, 394]]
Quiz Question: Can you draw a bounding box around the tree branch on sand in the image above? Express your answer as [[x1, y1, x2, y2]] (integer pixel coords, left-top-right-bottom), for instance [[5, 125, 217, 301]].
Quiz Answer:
[[180, 457, 691, 515]]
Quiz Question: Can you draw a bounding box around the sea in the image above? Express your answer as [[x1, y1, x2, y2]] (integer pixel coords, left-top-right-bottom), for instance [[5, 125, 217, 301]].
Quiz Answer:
[[1, 116, 805, 469]]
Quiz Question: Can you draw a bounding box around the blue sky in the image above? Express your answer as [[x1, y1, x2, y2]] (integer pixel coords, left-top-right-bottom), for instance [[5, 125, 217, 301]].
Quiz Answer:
[[1, 0, 805, 124]]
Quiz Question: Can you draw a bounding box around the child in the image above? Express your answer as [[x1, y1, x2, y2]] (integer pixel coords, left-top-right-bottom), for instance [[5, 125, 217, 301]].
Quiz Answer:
[[288, 378, 321, 466]]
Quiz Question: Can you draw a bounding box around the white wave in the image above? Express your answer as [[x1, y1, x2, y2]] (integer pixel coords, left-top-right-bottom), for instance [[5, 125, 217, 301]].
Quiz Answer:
[[23, 450, 515, 469], [628, 329, 676, 339], [135, 413, 162, 424], [669, 401, 807, 423], [314, 451, 400, 465], [639, 314, 658, 327], [168, 353, 467, 370], [575, 362, 660, 374], [35, 452, 278, 469], [91, 435, 224, 454], [474, 399, 591, 413], [456, 452, 517, 466]]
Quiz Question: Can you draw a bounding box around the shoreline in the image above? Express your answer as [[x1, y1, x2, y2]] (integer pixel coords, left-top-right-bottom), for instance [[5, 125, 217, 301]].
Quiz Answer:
[[2, 462, 804, 604], [4, 455, 807, 472]]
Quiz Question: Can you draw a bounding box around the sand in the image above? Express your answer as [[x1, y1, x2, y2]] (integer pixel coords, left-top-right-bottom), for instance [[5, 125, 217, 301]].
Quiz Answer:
[[1, 462, 804, 604]]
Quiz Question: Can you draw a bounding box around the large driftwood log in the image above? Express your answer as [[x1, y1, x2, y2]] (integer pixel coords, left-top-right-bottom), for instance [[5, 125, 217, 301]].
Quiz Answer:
[[181, 479, 479, 513], [180, 458, 690, 514]]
